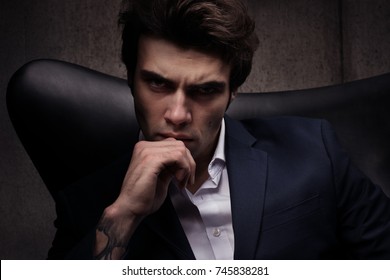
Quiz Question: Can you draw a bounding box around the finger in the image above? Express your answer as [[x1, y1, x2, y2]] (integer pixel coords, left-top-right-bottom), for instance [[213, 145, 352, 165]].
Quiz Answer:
[[172, 147, 196, 189], [162, 137, 177, 142], [186, 148, 196, 186]]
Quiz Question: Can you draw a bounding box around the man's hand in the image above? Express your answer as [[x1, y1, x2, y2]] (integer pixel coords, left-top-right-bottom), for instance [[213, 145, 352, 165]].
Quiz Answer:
[[94, 138, 196, 259]]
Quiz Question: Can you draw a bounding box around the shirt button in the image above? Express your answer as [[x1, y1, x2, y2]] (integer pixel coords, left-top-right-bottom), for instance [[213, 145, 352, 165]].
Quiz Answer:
[[213, 228, 221, 237]]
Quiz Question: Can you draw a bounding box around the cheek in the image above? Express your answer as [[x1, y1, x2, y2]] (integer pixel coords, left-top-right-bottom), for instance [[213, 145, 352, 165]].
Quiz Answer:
[[134, 89, 160, 122], [136, 104, 163, 132], [207, 115, 222, 129], [201, 106, 226, 135], [206, 98, 230, 126], [133, 94, 158, 133]]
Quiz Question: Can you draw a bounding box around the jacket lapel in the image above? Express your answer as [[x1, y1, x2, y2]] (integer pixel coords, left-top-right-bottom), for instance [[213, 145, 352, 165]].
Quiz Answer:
[[225, 116, 268, 259]]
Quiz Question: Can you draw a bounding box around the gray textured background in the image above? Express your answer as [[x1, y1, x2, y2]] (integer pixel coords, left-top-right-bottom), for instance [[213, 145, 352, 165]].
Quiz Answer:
[[1, 0, 389, 259]]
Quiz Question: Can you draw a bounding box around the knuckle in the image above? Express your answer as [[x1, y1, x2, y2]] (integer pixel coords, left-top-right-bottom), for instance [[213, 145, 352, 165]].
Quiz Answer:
[[174, 149, 187, 159], [176, 141, 187, 153], [134, 141, 146, 153], [134, 141, 152, 158]]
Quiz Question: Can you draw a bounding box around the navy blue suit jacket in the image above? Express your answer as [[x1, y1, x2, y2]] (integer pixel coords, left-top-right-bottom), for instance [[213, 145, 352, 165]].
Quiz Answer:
[[48, 116, 390, 259]]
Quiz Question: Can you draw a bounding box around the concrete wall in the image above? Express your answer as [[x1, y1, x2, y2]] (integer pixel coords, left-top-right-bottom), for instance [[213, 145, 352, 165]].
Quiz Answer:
[[1, 0, 389, 259], [244, 0, 342, 92]]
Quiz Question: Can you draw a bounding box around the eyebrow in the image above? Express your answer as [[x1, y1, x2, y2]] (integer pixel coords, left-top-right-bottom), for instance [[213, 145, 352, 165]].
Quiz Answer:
[[139, 69, 227, 91], [187, 81, 226, 92], [140, 70, 175, 86]]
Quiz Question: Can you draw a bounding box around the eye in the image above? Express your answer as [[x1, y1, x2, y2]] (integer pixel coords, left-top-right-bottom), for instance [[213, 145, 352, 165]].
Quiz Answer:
[[149, 79, 166, 89], [147, 79, 175, 93], [139, 70, 175, 93], [189, 84, 225, 97], [197, 86, 218, 95]]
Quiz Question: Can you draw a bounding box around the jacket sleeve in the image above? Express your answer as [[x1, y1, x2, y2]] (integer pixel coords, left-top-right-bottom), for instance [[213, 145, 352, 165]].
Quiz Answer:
[[47, 152, 131, 259], [321, 120, 390, 259]]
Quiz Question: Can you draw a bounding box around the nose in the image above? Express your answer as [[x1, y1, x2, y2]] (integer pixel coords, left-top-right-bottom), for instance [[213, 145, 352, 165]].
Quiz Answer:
[[164, 91, 192, 127]]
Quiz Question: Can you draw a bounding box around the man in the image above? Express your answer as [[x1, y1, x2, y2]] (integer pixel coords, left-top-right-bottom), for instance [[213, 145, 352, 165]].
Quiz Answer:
[[48, 0, 390, 259]]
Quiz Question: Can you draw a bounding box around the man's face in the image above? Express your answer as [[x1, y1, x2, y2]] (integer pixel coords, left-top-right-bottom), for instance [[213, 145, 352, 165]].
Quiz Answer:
[[132, 35, 233, 165]]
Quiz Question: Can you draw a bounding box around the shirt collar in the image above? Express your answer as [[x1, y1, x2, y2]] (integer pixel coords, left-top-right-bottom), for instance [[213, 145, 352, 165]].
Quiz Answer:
[[207, 119, 226, 185]]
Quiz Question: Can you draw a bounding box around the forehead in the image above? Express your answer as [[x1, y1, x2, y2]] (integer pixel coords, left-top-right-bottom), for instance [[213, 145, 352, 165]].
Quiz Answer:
[[136, 35, 231, 83]]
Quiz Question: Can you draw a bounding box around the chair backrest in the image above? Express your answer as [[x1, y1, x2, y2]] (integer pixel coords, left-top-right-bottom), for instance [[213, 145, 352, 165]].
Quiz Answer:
[[7, 59, 390, 196], [7, 60, 138, 196]]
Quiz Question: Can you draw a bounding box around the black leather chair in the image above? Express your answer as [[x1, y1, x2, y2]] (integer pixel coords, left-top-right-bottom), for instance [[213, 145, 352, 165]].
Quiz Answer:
[[7, 59, 390, 199]]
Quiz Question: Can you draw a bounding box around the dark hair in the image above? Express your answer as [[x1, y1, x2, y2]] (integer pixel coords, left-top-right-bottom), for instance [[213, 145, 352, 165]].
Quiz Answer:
[[119, 0, 259, 91]]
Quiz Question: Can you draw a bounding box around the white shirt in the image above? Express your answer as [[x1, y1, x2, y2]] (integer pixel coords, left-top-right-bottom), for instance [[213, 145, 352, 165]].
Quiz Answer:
[[170, 120, 234, 259]]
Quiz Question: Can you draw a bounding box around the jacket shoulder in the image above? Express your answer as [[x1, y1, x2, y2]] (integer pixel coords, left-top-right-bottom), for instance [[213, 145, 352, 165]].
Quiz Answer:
[[239, 116, 329, 143]]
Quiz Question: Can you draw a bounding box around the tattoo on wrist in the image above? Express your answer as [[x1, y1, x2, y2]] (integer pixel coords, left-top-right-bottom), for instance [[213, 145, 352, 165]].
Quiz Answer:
[[94, 218, 129, 260]]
